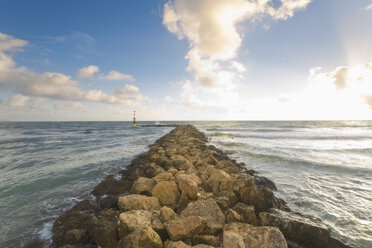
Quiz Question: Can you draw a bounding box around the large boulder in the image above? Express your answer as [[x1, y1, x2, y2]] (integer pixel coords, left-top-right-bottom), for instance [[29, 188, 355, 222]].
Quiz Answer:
[[192, 235, 220, 247], [206, 169, 230, 195], [171, 155, 192, 170], [151, 181, 181, 210], [164, 216, 207, 241], [91, 175, 131, 197], [164, 240, 191, 248], [259, 209, 331, 248], [154, 172, 176, 183], [131, 177, 155, 195], [118, 194, 160, 211], [118, 210, 152, 238], [177, 174, 202, 200], [160, 206, 177, 223], [232, 203, 257, 225], [181, 198, 225, 225], [87, 209, 119, 248], [116, 226, 163, 248], [223, 223, 287, 248]]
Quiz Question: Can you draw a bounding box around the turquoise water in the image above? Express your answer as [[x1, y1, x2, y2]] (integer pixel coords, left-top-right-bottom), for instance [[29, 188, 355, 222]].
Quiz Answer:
[[0, 121, 371, 247]]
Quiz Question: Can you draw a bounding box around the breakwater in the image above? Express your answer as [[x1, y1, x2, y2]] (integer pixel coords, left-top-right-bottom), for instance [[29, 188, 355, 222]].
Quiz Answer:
[[40, 125, 351, 248]]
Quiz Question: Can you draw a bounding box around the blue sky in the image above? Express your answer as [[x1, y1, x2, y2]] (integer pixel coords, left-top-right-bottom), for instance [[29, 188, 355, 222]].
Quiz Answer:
[[0, 0, 372, 120]]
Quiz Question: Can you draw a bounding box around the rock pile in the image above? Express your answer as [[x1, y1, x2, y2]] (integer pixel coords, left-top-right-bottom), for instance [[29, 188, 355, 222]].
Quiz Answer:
[[50, 125, 351, 248]]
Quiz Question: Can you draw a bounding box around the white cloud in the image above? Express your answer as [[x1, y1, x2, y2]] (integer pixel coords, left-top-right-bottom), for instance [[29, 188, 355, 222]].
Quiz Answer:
[[0, 33, 28, 52], [164, 96, 173, 102], [104, 70, 134, 81], [55, 102, 87, 110], [163, 0, 312, 109], [6, 94, 29, 107], [77, 65, 100, 78], [365, 4, 372, 10], [0, 33, 146, 108]]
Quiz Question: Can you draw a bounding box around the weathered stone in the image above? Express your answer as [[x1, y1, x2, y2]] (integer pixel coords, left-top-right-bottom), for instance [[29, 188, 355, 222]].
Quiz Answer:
[[151, 210, 167, 241], [232, 203, 257, 225], [217, 190, 238, 209], [176, 191, 190, 214], [223, 223, 287, 248], [165, 240, 191, 248], [240, 185, 275, 213], [193, 245, 215, 248], [118, 194, 160, 211], [171, 154, 193, 170], [151, 181, 181, 210], [177, 174, 202, 200], [160, 206, 177, 223], [64, 229, 85, 244], [88, 209, 119, 248], [92, 175, 131, 197], [154, 172, 176, 183], [118, 210, 152, 238], [206, 169, 230, 195], [116, 226, 163, 248], [98, 194, 118, 209], [164, 216, 207, 241], [131, 177, 155, 195], [181, 198, 225, 225], [226, 208, 243, 223], [192, 235, 220, 247], [219, 174, 254, 196], [259, 209, 331, 248]]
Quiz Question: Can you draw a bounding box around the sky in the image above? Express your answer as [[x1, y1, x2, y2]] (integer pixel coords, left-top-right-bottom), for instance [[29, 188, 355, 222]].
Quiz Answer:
[[0, 0, 372, 121]]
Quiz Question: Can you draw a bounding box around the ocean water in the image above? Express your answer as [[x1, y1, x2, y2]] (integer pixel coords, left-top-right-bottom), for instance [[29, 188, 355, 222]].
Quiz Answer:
[[0, 121, 371, 247]]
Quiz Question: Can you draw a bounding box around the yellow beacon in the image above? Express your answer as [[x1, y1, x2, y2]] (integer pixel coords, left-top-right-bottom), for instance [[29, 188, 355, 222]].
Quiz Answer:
[[133, 110, 136, 128]]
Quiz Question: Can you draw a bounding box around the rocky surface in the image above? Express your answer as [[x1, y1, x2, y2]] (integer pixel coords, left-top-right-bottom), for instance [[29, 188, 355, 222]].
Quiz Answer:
[[50, 125, 352, 248]]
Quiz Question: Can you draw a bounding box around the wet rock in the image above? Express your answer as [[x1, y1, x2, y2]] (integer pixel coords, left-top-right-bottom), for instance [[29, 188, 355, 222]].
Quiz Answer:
[[219, 173, 254, 196], [131, 177, 155, 195], [151, 181, 181, 210], [192, 235, 220, 247], [164, 216, 207, 241], [118, 194, 160, 211], [92, 175, 131, 197], [87, 209, 119, 248], [98, 194, 118, 209], [255, 176, 277, 191], [116, 226, 163, 248], [160, 206, 177, 223], [24, 238, 45, 248], [70, 199, 100, 214], [259, 209, 331, 248], [223, 223, 287, 248], [144, 163, 165, 178], [240, 185, 278, 213], [232, 202, 257, 225]]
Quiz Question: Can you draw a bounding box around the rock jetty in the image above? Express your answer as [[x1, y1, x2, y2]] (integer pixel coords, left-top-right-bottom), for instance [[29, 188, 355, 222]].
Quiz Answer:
[[49, 125, 351, 248]]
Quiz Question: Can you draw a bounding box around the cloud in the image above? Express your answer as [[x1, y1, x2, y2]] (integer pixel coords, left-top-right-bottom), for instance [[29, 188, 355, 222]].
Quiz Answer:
[[103, 70, 135, 81], [0, 33, 145, 108], [6, 94, 29, 107], [332, 67, 349, 90], [77, 65, 100, 78], [0, 33, 28, 52], [365, 4, 372, 10], [363, 95, 372, 109], [54, 102, 87, 110], [163, 0, 312, 109], [164, 96, 173, 102]]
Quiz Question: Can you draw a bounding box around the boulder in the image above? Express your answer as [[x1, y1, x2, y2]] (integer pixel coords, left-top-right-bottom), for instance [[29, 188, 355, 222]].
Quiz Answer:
[[165, 240, 191, 248], [192, 235, 220, 247], [160, 206, 177, 223], [91, 175, 131, 197], [181, 198, 225, 225], [116, 226, 163, 248], [219, 174, 254, 196], [118, 194, 160, 211], [232, 203, 257, 225], [154, 172, 176, 183], [98, 194, 118, 209], [118, 210, 152, 238], [177, 174, 202, 200], [164, 216, 207, 241], [206, 169, 230, 195], [151, 181, 181, 210], [259, 209, 331, 248], [226, 208, 243, 223], [87, 209, 119, 248], [171, 154, 192, 170], [176, 191, 190, 214], [239, 185, 275, 213], [131, 177, 155, 195], [223, 223, 287, 248]]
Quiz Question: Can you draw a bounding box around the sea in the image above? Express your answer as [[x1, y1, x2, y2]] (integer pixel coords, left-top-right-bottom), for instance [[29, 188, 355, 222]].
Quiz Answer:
[[0, 121, 371, 248]]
